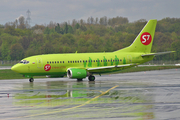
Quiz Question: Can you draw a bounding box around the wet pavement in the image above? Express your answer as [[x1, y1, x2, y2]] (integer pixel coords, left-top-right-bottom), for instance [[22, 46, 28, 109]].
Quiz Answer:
[[0, 69, 180, 120], [0, 66, 11, 70]]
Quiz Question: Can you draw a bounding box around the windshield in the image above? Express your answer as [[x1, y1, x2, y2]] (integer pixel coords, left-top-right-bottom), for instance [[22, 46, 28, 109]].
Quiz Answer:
[[19, 60, 29, 64]]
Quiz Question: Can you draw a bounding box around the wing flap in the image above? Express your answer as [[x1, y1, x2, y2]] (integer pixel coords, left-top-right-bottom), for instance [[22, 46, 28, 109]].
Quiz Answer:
[[87, 63, 137, 71]]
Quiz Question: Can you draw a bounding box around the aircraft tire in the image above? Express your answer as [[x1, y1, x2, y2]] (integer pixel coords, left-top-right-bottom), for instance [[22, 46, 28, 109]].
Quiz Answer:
[[77, 79, 83, 82], [29, 78, 34, 82], [88, 75, 95, 81]]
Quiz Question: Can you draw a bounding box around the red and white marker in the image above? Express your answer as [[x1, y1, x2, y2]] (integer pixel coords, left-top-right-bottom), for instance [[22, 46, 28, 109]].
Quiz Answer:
[[44, 64, 51, 71], [140, 32, 152, 45]]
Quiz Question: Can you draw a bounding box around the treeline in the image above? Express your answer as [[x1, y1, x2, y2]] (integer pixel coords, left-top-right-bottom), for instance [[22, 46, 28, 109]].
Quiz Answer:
[[0, 16, 180, 61]]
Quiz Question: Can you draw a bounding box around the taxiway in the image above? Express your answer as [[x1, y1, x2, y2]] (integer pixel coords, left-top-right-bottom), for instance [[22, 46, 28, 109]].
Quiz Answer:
[[0, 69, 180, 120]]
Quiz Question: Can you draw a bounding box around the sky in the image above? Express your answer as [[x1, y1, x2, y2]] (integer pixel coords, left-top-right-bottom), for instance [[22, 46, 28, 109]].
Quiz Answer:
[[0, 0, 180, 26]]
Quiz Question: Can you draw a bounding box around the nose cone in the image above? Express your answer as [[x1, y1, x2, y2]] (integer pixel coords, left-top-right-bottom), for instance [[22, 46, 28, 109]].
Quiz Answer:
[[11, 65, 20, 73]]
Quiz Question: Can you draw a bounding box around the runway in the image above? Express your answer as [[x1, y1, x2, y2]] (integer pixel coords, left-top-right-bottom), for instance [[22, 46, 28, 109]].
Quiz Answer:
[[0, 66, 11, 70], [1, 69, 180, 120]]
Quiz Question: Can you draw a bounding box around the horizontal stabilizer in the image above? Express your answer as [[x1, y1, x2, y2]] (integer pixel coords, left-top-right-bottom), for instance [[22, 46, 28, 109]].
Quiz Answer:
[[141, 51, 175, 57], [87, 63, 137, 71]]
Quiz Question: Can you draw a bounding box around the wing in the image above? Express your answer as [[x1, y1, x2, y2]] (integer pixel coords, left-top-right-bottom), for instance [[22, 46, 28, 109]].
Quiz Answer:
[[87, 63, 137, 71]]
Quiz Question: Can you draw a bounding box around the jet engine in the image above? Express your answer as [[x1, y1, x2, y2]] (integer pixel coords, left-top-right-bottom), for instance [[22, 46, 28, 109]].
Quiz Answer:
[[67, 68, 87, 79]]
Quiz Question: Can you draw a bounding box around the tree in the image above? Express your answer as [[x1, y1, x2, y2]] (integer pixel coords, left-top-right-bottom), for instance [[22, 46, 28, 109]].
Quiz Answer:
[[40, 42, 54, 54], [64, 22, 68, 34], [19, 36, 32, 50], [44, 27, 50, 34], [68, 25, 73, 34], [55, 23, 61, 33], [10, 43, 24, 60], [74, 23, 80, 29], [18, 16, 26, 29], [99, 16, 108, 26], [72, 19, 77, 27], [60, 34, 75, 45], [4, 26, 17, 36]]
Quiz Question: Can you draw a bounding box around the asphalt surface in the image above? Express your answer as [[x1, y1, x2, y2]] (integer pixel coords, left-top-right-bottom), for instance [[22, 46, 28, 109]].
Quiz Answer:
[[0, 69, 180, 120], [0, 66, 11, 70]]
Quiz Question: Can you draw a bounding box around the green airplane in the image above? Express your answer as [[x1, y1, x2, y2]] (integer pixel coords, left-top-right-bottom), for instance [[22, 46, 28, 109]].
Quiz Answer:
[[11, 19, 174, 82]]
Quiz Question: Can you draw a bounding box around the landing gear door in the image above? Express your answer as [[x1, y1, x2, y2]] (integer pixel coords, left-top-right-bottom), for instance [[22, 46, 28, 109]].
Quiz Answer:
[[36, 57, 43, 68]]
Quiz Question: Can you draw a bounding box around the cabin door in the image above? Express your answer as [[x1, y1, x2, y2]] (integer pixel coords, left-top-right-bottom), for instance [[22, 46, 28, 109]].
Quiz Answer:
[[36, 57, 43, 68], [127, 55, 132, 64]]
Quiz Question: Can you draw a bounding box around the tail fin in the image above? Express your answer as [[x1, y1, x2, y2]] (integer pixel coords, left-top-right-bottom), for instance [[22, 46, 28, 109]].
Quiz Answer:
[[114, 19, 157, 53]]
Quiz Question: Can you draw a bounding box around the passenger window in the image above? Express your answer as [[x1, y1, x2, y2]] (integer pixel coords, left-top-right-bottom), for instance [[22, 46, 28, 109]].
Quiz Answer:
[[57, 61, 59, 63], [47, 61, 49, 64], [55, 61, 56, 63], [52, 61, 54, 64], [50, 62, 51, 64], [63, 61, 64, 63]]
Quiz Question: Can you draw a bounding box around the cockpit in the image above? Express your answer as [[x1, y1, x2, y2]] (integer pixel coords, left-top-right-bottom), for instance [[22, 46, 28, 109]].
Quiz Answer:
[[19, 60, 29, 64]]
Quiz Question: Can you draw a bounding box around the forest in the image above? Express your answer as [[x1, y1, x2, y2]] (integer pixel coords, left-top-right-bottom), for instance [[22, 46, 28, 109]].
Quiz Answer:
[[0, 16, 180, 61]]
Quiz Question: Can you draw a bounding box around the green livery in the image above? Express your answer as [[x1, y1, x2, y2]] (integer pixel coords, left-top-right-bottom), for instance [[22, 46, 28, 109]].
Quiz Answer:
[[11, 19, 174, 82]]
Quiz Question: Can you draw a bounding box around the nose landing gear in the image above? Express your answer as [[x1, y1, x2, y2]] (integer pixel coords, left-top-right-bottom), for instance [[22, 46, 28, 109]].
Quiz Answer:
[[29, 78, 34, 82]]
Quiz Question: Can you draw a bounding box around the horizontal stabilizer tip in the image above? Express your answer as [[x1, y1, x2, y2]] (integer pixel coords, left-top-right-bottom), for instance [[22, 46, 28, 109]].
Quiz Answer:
[[141, 51, 175, 57]]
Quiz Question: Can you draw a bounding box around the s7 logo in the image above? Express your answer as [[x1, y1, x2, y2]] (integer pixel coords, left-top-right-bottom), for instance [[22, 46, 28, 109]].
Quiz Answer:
[[140, 32, 152, 45]]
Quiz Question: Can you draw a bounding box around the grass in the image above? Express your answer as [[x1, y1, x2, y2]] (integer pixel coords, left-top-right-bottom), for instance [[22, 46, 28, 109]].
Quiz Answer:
[[1, 65, 180, 80], [0, 70, 46, 80], [0, 64, 14, 66]]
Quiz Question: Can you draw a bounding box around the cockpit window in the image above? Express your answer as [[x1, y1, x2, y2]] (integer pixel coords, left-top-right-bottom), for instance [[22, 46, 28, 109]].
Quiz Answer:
[[19, 60, 29, 64]]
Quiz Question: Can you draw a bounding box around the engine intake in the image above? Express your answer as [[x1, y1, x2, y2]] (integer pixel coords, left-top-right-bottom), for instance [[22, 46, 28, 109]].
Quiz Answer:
[[67, 68, 87, 79]]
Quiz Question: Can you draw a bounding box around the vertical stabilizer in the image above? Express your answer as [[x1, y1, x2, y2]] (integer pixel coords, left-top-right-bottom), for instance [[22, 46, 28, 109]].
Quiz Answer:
[[114, 19, 157, 53]]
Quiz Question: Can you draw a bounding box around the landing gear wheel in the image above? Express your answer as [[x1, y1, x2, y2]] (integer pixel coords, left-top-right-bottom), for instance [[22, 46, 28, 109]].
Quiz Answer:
[[29, 78, 34, 82], [77, 79, 83, 82], [88, 75, 95, 81]]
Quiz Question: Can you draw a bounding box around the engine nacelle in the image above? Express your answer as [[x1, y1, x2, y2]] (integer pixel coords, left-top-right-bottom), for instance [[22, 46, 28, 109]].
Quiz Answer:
[[67, 68, 87, 79]]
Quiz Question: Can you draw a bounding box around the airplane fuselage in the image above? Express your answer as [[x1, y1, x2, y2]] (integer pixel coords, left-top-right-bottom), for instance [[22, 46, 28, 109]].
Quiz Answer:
[[12, 52, 154, 78]]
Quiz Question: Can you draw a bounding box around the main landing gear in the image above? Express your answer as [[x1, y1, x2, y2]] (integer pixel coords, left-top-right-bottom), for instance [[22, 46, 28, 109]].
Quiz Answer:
[[76, 75, 95, 82], [88, 75, 95, 81], [29, 78, 34, 82]]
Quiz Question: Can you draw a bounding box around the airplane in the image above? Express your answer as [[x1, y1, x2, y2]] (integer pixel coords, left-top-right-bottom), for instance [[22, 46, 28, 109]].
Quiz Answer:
[[11, 19, 174, 82]]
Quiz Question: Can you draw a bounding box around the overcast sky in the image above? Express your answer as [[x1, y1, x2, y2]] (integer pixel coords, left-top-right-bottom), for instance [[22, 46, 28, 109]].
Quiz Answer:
[[0, 0, 180, 26]]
